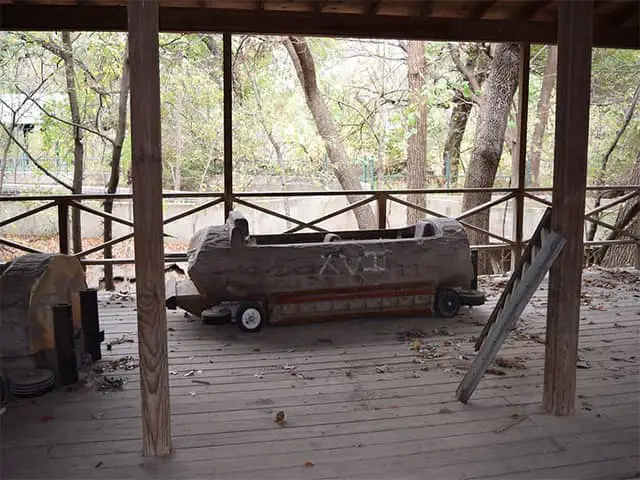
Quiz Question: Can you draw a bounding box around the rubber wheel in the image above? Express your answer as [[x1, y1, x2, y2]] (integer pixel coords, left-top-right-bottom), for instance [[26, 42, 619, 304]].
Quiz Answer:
[[435, 289, 461, 318], [236, 302, 266, 333], [201, 306, 232, 325]]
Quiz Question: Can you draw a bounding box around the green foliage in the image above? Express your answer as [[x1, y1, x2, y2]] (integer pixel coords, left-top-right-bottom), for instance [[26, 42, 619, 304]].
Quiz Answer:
[[1, 33, 638, 194]]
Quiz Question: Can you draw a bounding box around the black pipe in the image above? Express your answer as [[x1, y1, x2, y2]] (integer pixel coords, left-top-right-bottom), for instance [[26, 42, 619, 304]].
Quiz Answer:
[[80, 288, 103, 361], [53, 303, 78, 385]]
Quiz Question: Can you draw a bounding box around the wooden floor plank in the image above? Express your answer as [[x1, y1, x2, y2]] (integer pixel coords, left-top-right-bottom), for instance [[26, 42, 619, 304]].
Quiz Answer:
[[1, 268, 638, 479]]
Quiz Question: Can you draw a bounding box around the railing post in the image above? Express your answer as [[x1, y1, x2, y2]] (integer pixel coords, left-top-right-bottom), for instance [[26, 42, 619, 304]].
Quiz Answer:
[[376, 192, 387, 229], [57, 199, 70, 255], [512, 43, 530, 270], [223, 32, 233, 221]]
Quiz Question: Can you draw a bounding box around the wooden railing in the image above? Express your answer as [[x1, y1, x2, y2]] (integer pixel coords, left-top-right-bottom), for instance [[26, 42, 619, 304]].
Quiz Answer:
[[1, 185, 638, 274]]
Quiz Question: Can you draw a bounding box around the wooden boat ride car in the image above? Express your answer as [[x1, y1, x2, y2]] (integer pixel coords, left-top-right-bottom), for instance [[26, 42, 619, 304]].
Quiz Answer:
[[166, 211, 486, 332]]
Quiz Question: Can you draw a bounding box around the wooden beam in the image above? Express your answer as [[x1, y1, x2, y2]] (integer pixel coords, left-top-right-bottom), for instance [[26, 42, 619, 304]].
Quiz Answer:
[[608, 1, 639, 27], [223, 32, 233, 219], [1, 5, 637, 49], [543, 0, 593, 417], [420, 1, 435, 17], [367, 0, 382, 15], [128, 0, 172, 456], [511, 43, 530, 268], [514, 0, 551, 21], [468, 1, 497, 19]]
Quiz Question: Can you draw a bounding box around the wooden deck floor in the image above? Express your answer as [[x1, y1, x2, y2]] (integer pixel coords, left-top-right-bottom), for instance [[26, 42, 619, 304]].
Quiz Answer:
[[2, 268, 639, 479]]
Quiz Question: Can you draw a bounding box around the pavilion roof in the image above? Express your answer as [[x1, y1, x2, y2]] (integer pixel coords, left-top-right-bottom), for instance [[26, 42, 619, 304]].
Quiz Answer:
[[1, 0, 638, 48]]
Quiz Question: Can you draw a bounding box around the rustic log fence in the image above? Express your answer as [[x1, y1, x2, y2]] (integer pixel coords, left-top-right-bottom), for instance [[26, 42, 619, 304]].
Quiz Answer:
[[1, 185, 638, 278]]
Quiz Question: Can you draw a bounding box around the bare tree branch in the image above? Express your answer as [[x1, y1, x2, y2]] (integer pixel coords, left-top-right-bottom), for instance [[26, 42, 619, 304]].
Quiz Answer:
[[0, 121, 73, 191], [449, 43, 482, 104], [14, 85, 115, 145], [18, 33, 109, 97]]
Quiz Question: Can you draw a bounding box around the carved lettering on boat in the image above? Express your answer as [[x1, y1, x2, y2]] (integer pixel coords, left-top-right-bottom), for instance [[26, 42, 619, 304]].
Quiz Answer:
[[318, 249, 389, 277]]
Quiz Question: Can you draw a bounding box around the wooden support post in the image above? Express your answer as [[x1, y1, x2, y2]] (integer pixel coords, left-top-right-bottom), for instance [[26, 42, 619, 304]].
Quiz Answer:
[[544, 0, 593, 416], [128, 0, 172, 456], [223, 32, 233, 220], [57, 200, 69, 254], [376, 192, 387, 229], [511, 43, 530, 270]]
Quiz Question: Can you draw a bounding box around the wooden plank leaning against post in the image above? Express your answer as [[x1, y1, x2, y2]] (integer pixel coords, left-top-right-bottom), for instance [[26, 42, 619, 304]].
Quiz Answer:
[[456, 227, 566, 404]]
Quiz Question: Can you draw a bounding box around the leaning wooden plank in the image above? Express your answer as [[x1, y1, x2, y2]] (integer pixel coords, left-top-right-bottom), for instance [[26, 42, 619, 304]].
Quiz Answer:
[[475, 208, 552, 350], [457, 231, 566, 404]]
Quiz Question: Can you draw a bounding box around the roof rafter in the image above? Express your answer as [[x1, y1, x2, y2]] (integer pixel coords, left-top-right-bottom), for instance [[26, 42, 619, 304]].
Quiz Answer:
[[468, 0, 497, 20], [514, 0, 551, 21], [0, 2, 637, 49]]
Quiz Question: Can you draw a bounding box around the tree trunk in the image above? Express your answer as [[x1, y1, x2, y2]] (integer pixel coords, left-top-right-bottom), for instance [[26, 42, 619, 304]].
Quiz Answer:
[[0, 126, 14, 193], [104, 45, 130, 291], [62, 32, 84, 254], [285, 37, 376, 230], [461, 43, 520, 274], [442, 94, 472, 185], [445, 43, 490, 186], [599, 152, 640, 267], [406, 41, 428, 225], [529, 46, 557, 187], [586, 79, 640, 242]]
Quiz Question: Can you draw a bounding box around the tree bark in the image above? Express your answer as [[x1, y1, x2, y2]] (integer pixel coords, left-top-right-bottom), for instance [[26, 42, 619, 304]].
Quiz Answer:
[[461, 43, 520, 273], [599, 152, 640, 267], [285, 36, 376, 230], [445, 43, 490, 186], [586, 79, 640, 242], [62, 32, 85, 254], [405, 41, 428, 225], [104, 45, 130, 291], [442, 94, 472, 185], [528, 46, 557, 187], [0, 125, 14, 193]]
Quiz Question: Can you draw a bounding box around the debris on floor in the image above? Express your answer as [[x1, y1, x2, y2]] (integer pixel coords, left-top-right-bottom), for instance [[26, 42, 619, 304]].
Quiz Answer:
[[274, 410, 286, 426], [495, 357, 527, 370], [397, 328, 426, 342], [97, 376, 126, 392], [105, 335, 135, 351]]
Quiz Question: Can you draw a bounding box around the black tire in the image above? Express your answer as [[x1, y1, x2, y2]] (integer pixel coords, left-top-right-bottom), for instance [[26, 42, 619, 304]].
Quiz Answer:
[[236, 302, 266, 333], [435, 289, 461, 318], [201, 306, 232, 325]]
